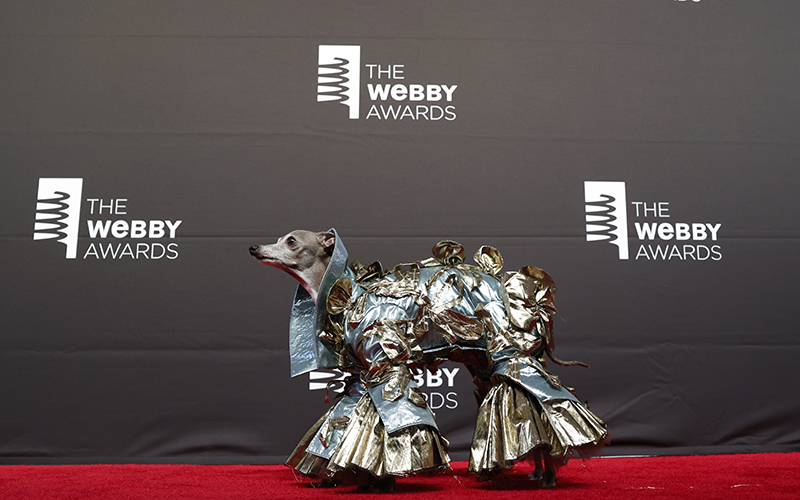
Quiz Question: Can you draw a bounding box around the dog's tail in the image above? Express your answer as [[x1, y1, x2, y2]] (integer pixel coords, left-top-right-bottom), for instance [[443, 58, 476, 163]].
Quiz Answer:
[[542, 330, 589, 368]]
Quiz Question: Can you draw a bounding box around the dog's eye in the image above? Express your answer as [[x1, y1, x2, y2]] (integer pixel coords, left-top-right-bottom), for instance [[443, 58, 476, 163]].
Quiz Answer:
[[286, 236, 296, 246]]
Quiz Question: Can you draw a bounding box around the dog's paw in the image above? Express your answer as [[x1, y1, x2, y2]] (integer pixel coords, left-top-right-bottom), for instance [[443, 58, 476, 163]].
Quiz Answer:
[[356, 476, 396, 493], [313, 477, 340, 488], [476, 469, 502, 482], [539, 471, 557, 488], [374, 476, 396, 493]]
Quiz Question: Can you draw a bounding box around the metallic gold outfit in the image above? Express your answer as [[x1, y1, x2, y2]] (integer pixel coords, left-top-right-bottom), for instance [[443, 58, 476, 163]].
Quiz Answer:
[[468, 265, 609, 473], [284, 230, 449, 479], [283, 229, 607, 480]]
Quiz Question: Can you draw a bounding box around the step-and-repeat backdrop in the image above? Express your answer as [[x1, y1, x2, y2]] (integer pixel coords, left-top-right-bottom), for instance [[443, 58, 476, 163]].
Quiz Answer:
[[2, 1, 799, 463]]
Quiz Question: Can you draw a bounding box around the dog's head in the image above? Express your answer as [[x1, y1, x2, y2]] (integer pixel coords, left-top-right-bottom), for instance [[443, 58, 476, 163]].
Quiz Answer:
[[249, 230, 335, 273]]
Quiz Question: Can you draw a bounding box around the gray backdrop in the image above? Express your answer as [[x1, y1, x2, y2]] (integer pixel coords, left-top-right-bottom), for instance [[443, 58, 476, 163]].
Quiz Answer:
[[2, 1, 799, 464]]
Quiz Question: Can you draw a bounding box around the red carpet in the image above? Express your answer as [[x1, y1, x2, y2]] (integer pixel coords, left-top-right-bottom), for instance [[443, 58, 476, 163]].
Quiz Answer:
[[1, 454, 798, 500]]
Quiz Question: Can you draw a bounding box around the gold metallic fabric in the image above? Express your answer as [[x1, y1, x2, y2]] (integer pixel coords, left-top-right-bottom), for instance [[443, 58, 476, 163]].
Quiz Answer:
[[432, 240, 466, 266], [285, 405, 336, 478], [288, 234, 606, 482], [351, 260, 385, 284], [328, 394, 450, 477], [364, 320, 421, 368], [473, 245, 503, 276], [469, 379, 607, 473], [501, 266, 557, 333], [363, 363, 413, 402], [326, 277, 353, 316]]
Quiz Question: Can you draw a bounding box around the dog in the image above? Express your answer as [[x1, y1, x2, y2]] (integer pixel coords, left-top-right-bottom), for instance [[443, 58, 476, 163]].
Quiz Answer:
[[251, 229, 608, 488]]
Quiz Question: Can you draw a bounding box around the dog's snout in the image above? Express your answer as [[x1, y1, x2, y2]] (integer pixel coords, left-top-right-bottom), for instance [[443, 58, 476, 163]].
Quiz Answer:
[[249, 245, 259, 255]]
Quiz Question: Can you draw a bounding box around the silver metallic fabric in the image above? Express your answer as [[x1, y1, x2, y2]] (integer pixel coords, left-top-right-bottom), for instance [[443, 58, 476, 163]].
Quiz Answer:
[[287, 228, 346, 377], [284, 230, 448, 478], [283, 230, 607, 479]]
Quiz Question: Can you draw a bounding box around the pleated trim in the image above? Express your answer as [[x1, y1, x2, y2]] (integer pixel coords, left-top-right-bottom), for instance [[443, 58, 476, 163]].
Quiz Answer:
[[287, 393, 450, 478], [469, 379, 607, 473]]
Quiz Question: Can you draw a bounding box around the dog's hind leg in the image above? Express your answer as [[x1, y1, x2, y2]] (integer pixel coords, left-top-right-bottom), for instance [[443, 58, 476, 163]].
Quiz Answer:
[[540, 453, 557, 488], [527, 449, 544, 481]]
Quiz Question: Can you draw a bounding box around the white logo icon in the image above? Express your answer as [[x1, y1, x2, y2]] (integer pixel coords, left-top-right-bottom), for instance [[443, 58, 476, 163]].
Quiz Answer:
[[317, 45, 361, 119], [585, 181, 629, 260], [33, 178, 84, 259], [309, 369, 346, 394]]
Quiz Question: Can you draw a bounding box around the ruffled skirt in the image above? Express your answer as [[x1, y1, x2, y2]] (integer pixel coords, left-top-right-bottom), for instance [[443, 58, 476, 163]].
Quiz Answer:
[[287, 392, 450, 478], [469, 379, 607, 473]]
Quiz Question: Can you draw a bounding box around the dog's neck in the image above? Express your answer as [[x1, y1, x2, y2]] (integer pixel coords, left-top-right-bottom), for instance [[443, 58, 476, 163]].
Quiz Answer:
[[289, 256, 331, 304]]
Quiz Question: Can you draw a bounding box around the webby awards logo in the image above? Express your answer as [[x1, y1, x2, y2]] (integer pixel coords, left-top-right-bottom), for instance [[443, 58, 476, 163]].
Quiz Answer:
[[33, 177, 183, 261], [584, 181, 629, 260], [317, 44, 458, 121], [585, 181, 722, 261], [307, 367, 462, 411], [317, 45, 361, 119], [33, 178, 84, 259]]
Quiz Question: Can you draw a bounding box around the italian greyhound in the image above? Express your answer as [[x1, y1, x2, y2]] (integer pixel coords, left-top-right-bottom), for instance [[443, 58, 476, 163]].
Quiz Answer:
[[250, 229, 573, 488]]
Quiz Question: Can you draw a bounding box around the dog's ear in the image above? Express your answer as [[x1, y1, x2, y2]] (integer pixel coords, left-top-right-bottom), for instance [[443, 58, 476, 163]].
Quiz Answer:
[[317, 231, 336, 256]]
